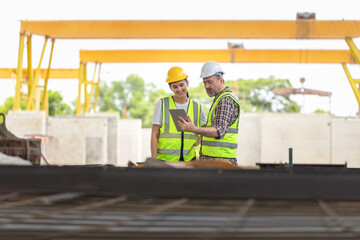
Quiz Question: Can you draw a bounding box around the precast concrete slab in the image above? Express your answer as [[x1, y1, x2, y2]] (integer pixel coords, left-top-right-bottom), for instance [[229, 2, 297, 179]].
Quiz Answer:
[[260, 113, 331, 164], [85, 113, 120, 165], [331, 117, 360, 168], [46, 116, 107, 165], [46, 135, 85, 165], [5, 111, 46, 137], [237, 113, 261, 166], [118, 119, 142, 166], [141, 128, 152, 163]]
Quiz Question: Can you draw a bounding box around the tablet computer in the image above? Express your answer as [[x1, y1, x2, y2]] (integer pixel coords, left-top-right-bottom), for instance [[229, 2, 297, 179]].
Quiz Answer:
[[169, 109, 189, 132]]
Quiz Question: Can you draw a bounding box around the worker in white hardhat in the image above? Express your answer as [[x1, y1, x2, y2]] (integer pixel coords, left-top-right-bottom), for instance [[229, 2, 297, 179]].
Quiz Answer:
[[177, 61, 240, 165], [151, 66, 207, 162]]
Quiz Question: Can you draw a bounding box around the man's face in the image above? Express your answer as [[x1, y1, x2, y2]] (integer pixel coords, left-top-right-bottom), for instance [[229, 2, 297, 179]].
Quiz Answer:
[[203, 75, 222, 97]]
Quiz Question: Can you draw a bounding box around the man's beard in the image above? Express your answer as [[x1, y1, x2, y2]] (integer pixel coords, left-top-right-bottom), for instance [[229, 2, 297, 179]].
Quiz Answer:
[[206, 90, 215, 97]]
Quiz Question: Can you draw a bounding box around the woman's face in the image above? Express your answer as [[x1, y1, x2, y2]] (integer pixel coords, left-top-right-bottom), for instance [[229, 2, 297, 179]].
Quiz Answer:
[[170, 80, 188, 97]]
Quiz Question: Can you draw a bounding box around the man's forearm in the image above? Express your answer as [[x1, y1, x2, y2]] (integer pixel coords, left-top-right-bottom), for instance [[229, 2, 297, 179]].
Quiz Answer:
[[193, 126, 219, 138]]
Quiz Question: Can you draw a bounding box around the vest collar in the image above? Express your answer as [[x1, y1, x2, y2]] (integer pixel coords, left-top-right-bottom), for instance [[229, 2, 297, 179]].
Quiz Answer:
[[213, 86, 231, 102]]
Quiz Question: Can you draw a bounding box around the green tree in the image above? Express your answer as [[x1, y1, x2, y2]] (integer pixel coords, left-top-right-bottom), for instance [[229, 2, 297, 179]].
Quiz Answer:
[[98, 74, 168, 127], [188, 76, 301, 113], [47, 90, 73, 116], [98, 82, 121, 113], [0, 91, 72, 117], [230, 76, 301, 113], [0, 97, 26, 115], [313, 109, 330, 114], [188, 82, 212, 113]]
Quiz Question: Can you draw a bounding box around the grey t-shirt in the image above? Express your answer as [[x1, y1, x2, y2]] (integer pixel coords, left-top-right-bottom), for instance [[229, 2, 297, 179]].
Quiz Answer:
[[152, 99, 207, 126]]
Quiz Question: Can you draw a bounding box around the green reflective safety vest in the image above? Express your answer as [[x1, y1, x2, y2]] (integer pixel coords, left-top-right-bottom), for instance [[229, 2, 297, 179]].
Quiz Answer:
[[201, 92, 240, 159], [157, 97, 201, 161]]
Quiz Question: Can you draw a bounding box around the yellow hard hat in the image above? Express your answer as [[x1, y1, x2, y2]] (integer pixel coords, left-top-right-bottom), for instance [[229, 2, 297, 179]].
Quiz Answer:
[[166, 66, 188, 83]]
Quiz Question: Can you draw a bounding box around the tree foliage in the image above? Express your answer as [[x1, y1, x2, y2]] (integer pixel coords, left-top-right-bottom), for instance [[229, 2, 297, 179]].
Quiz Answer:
[[0, 97, 26, 115], [0, 90, 72, 116], [188, 83, 212, 113], [47, 90, 73, 116], [188, 76, 300, 113], [97, 75, 305, 128], [0, 75, 306, 126], [231, 76, 300, 113], [97, 74, 167, 127]]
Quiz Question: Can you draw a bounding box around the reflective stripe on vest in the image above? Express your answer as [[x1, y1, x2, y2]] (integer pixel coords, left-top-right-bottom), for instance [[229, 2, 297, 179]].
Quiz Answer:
[[201, 92, 240, 159], [157, 97, 201, 162]]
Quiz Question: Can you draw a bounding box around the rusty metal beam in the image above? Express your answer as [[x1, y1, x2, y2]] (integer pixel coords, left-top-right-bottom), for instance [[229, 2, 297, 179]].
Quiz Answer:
[[273, 88, 332, 97], [79, 49, 357, 64], [0, 68, 78, 79], [20, 20, 360, 39]]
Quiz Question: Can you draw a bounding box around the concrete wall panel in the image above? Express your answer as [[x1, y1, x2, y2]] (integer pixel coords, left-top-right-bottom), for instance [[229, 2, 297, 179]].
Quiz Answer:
[[237, 114, 261, 166], [6, 111, 46, 138], [47, 135, 85, 165], [260, 114, 331, 165], [86, 113, 119, 165], [141, 128, 152, 162], [332, 118, 360, 168], [86, 137, 103, 165], [46, 117, 107, 165], [118, 119, 142, 166]]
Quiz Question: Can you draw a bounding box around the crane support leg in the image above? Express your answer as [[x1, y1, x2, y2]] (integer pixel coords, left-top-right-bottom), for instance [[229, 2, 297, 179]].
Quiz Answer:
[[76, 63, 84, 116], [345, 38, 360, 63], [26, 37, 48, 110], [342, 63, 360, 115], [14, 33, 25, 111], [84, 63, 98, 113], [82, 63, 89, 114], [344, 38, 360, 116], [26, 35, 33, 108], [41, 39, 55, 115], [93, 64, 102, 113]]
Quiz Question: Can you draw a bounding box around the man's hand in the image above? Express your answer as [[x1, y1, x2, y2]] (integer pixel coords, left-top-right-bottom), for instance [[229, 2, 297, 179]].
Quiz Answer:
[[178, 116, 197, 133]]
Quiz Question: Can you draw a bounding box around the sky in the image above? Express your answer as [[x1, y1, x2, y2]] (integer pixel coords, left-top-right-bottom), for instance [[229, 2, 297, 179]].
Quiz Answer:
[[1, 0, 360, 116]]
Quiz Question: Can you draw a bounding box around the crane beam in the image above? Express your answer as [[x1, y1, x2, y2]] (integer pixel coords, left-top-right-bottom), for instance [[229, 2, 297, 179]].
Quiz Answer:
[[20, 20, 360, 39], [79, 49, 356, 64], [0, 68, 78, 79]]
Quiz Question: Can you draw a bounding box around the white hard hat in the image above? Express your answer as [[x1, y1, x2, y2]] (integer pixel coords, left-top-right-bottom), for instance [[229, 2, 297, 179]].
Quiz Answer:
[[200, 61, 225, 78]]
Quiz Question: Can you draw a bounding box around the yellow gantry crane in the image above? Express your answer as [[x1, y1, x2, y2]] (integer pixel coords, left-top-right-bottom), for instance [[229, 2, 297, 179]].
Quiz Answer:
[[14, 18, 360, 115]]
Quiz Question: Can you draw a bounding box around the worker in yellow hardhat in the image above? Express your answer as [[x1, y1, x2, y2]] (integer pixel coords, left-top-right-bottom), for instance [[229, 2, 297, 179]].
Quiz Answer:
[[177, 61, 240, 165], [151, 66, 207, 162]]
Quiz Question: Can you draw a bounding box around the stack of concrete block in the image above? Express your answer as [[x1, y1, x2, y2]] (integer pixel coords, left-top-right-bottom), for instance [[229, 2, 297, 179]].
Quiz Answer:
[[4, 111, 360, 168], [85, 113, 143, 166]]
